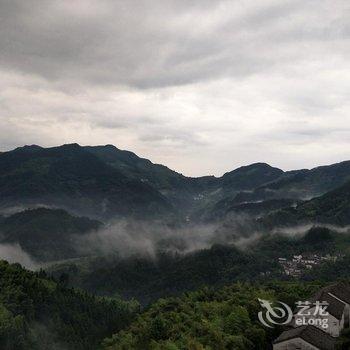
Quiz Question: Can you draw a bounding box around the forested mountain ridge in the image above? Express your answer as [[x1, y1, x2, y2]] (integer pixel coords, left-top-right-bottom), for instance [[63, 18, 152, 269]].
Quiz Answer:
[[0, 144, 173, 220], [203, 160, 350, 221], [2, 143, 350, 223], [258, 160, 350, 198], [261, 178, 350, 228]]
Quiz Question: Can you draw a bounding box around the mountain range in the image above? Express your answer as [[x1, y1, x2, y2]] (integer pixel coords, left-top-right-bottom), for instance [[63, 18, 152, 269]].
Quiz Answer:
[[1, 143, 350, 223], [1, 143, 350, 264]]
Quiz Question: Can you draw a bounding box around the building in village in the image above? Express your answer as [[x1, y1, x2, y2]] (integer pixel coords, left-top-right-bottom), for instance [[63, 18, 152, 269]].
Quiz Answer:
[[273, 325, 337, 350], [273, 282, 350, 350], [277, 254, 344, 278]]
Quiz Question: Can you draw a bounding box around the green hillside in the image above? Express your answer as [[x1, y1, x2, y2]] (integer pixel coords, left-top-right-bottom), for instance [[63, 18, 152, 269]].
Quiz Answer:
[[0, 208, 102, 261], [0, 260, 138, 350], [102, 282, 322, 350]]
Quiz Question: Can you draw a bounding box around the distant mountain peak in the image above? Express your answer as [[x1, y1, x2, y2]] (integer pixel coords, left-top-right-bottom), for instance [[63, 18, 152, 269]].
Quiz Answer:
[[247, 162, 276, 168], [59, 143, 81, 149], [222, 162, 283, 176], [219, 162, 284, 192], [14, 144, 43, 152], [235, 162, 281, 171], [103, 144, 119, 150]]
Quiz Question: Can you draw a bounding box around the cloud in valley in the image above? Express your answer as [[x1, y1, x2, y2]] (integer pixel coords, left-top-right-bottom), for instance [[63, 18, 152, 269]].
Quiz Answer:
[[76, 220, 221, 258], [0, 243, 38, 269]]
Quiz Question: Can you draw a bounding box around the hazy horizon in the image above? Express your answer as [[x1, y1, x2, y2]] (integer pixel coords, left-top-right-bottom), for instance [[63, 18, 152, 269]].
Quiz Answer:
[[1, 141, 350, 178]]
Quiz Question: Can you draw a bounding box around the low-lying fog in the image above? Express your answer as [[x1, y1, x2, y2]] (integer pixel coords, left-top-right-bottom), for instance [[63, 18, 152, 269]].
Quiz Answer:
[[1, 212, 350, 270]]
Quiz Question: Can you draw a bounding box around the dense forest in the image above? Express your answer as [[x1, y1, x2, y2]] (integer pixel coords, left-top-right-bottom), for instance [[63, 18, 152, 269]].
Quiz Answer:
[[101, 281, 326, 349], [0, 260, 138, 350], [2, 259, 350, 349]]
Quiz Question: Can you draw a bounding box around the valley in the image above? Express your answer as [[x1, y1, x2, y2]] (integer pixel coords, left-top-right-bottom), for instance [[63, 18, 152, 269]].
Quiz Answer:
[[1, 144, 350, 349]]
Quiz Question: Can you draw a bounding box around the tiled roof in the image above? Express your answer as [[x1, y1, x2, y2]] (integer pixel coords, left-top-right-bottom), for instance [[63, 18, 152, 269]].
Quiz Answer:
[[313, 282, 350, 305], [309, 291, 346, 320], [327, 282, 350, 305], [274, 325, 336, 350]]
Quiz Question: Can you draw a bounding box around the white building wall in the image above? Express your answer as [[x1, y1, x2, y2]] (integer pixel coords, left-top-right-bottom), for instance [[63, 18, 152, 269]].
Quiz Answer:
[[294, 305, 342, 337], [273, 337, 319, 350], [327, 293, 350, 328], [344, 304, 350, 327]]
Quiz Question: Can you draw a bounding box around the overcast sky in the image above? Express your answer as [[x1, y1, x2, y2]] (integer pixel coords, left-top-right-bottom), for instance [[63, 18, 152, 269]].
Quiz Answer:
[[0, 0, 349, 176]]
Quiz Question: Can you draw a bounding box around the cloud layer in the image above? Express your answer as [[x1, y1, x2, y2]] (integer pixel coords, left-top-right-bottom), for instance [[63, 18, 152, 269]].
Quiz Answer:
[[0, 0, 349, 175]]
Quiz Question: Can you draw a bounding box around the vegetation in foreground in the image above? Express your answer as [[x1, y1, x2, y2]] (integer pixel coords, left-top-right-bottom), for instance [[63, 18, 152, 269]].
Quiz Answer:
[[102, 281, 327, 350], [2, 258, 350, 349], [0, 260, 138, 350]]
